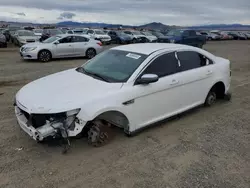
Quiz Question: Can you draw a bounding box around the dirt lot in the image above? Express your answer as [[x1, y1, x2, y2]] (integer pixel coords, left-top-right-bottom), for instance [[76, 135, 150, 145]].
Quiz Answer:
[[0, 41, 250, 188]]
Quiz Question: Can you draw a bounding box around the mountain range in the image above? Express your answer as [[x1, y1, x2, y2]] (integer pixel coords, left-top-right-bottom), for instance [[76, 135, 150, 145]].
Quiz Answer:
[[1, 20, 250, 30]]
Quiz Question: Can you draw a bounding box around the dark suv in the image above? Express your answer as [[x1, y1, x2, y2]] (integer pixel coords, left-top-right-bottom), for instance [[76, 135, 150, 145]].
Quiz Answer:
[[40, 29, 64, 41]]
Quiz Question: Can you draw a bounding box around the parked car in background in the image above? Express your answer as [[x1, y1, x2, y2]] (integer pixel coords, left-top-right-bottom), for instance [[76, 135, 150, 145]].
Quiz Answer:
[[1, 29, 10, 42], [243, 32, 250, 39], [14, 43, 231, 146], [220, 31, 233, 40], [151, 31, 170, 43], [0, 30, 7, 48], [13, 30, 39, 47], [227, 32, 241, 40], [166, 29, 206, 48], [19, 34, 102, 62], [141, 31, 158, 42], [86, 29, 111, 44], [8, 26, 22, 43], [40, 29, 64, 41], [108, 30, 132, 44], [200, 31, 220, 40], [73, 28, 89, 34], [33, 29, 43, 37], [237, 32, 248, 40], [103, 30, 110, 34], [123, 30, 148, 43]]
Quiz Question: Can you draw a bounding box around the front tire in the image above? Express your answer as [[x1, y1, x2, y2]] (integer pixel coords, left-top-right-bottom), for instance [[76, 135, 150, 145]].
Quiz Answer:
[[86, 48, 96, 59], [204, 91, 217, 107], [38, 50, 52, 62]]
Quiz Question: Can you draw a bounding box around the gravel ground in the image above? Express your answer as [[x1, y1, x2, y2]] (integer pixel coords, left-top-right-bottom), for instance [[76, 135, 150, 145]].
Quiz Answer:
[[0, 41, 249, 188]]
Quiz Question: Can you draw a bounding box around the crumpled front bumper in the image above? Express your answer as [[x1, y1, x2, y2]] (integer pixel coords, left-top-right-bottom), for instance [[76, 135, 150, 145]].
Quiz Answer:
[[15, 106, 63, 141]]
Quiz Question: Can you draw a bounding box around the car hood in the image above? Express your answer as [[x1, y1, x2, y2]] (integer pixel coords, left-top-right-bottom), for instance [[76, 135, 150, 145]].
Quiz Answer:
[[165, 35, 182, 40], [22, 42, 50, 48], [145, 35, 157, 40], [19, 36, 39, 40], [16, 68, 123, 114], [158, 36, 169, 39], [95, 34, 110, 38]]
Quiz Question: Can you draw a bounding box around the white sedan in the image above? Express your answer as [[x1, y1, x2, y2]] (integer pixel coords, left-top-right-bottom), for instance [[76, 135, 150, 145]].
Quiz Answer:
[[20, 34, 103, 62], [14, 43, 231, 147]]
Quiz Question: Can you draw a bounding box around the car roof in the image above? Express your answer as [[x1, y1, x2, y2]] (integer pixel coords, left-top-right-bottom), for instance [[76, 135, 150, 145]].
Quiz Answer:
[[112, 43, 197, 55], [56, 34, 91, 38]]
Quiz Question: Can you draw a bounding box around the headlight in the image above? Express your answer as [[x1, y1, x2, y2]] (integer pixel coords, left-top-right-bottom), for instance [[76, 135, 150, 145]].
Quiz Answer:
[[170, 39, 175, 43], [24, 47, 37, 52]]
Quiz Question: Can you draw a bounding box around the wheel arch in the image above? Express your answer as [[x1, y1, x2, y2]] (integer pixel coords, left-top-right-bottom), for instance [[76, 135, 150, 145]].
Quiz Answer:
[[79, 107, 130, 132], [207, 81, 226, 99]]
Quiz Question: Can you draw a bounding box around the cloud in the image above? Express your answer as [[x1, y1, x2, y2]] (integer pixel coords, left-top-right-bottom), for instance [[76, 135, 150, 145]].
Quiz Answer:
[[59, 12, 76, 19], [0, 0, 249, 25], [16, 12, 26, 16]]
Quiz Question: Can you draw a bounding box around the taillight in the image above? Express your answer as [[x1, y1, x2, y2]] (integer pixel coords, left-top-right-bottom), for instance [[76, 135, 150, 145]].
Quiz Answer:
[[97, 42, 102, 46]]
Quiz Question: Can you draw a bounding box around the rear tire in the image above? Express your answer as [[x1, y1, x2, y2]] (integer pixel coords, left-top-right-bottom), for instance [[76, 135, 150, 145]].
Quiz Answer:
[[38, 50, 52, 62], [86, 48, 96, 59], [204, 90, 217, 107]]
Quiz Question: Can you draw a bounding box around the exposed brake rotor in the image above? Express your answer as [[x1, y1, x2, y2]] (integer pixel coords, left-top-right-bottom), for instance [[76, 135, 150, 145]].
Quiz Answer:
[[87, 120, 113, 147]]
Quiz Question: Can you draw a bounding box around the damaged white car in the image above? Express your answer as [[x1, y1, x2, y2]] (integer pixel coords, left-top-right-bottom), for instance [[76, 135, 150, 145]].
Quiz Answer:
[[14, 43, 231, 147]]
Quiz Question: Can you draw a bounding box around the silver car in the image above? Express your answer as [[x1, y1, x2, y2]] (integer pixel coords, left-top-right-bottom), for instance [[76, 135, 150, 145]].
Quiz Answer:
[[14, 30, 39, 46], [20, 34, 103, 62]]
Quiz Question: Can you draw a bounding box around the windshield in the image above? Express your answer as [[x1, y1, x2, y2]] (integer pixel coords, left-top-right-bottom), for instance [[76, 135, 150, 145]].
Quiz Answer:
[[117, 31, 129, 37], [95, 30, 105, 35], [167, 30, 183, 36], [142, 32, 153, 36], [153, 32, 164, 37], [49, 29, 63, 35], [18, 31, 35, 36], [73, 30, 84, 33], [131, 31, 141, 35], [81, 50, 148, 82], [42, 35, 62, 43], [34, 29, 43, 33]]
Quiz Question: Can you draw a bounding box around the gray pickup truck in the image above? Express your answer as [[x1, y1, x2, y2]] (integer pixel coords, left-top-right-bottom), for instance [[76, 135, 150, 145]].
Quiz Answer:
[[165, 29, 206, 48]]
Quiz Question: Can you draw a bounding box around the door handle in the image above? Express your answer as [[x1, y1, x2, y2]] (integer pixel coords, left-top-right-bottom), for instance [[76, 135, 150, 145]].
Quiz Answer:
[[206, 70, 213, 75], [170, 79, 179, 85]]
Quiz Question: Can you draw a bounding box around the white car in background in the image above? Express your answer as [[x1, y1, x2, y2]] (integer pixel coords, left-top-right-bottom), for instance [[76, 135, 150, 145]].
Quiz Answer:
[[14, 30, 39, 46], [19, 34, 103, 62], [141, 31, 158, 42], [33, 29, 43, 37], [15, 43, 231, 147], [86, 29, 111, 44], [124, 30, 147, 43]]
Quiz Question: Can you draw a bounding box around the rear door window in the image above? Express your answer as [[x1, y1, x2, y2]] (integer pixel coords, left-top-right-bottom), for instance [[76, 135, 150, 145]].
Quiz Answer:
[[177, 51, 212, 71]]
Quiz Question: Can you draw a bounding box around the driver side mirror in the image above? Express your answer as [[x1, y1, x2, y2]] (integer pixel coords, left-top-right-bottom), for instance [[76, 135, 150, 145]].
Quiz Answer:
[[135, 74, 159, 85], [54, 41, 59, 45]]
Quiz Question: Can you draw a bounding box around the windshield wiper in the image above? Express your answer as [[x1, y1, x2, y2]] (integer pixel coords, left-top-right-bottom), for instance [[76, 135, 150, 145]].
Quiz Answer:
[[76, 67, 110, 82]]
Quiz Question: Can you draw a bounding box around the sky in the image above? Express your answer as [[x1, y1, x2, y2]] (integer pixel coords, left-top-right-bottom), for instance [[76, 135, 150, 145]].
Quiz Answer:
[[0, 0, 250, 26]]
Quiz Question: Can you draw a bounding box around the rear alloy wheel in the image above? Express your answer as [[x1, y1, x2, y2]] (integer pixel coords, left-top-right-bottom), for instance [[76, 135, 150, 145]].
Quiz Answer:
[[86, 48, 96, 59], [87, 120, 114, 147], [38, 50, 52, 62], [205, 91, 217, 107]]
